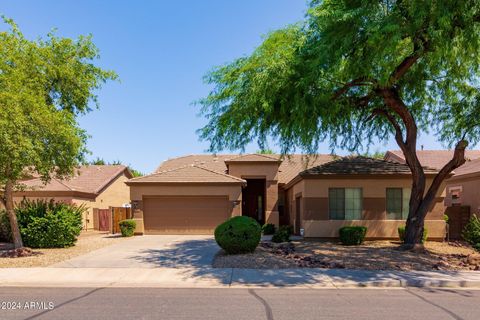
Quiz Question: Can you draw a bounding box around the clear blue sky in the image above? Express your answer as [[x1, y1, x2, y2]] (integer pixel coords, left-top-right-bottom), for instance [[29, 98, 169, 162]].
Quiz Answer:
[[2, 0, 453, 173]]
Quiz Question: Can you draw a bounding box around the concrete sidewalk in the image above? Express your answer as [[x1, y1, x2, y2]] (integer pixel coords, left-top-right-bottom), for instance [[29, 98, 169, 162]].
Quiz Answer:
[[1, 267, 480, 288]]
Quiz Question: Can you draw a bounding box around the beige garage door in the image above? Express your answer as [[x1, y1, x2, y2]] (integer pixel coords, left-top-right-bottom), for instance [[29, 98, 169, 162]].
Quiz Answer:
[[143, 196, 231, 234]]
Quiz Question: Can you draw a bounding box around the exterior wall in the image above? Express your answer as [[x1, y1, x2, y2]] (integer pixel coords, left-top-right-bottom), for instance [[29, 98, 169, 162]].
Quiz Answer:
[[445, 175, 480, 216], [129, 183, 243, 235], [286, 176, 447, 239], [227, 162, 280, 225]]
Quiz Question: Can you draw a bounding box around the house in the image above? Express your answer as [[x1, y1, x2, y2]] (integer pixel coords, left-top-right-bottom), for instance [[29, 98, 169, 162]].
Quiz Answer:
[[3, 165, 133, 230], [126, 154, 447, 239], [385, 149, 480, 216]]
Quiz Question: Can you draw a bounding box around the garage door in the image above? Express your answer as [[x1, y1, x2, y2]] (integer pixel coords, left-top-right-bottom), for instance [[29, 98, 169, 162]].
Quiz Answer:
[[143, 196, 232, 234]]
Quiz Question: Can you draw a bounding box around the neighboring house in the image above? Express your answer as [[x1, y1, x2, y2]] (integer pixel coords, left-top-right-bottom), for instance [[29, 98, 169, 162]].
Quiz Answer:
[[126, 154, 447, 239], [2, 165, 133, 230], [385, 149, 480, 216]]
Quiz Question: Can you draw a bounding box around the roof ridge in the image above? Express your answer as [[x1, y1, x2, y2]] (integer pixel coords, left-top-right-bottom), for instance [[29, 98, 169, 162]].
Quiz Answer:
[[192, 164, 246, 182], [129, 165, 191, 181]]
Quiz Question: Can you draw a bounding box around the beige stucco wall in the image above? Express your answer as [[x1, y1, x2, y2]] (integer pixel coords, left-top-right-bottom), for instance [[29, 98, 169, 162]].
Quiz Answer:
[[227, 162, 280, 225], [446, 175, 480, 216], [286, 176, 447, 239]]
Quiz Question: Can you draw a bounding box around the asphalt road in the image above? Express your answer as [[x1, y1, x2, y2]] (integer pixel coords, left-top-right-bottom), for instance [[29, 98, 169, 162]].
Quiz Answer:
[[0, 287, 479, 320]]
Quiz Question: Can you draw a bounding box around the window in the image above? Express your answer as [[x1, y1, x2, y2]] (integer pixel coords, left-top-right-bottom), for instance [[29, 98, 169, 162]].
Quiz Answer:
[[386, 188, 410, 220], [329, 188, 362, 220]]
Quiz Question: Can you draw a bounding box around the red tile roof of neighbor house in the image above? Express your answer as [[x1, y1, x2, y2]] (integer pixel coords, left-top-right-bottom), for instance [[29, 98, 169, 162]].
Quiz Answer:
[[126, 165, 246, 184], [152, 154, 336, 185], [19, 165, 132, 195], [385, 150, 480, 170], [450, 158, 480, 178]]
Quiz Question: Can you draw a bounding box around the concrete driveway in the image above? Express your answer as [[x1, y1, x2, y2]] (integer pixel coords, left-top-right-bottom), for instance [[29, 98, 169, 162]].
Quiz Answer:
[[53, 235, 219, 268]]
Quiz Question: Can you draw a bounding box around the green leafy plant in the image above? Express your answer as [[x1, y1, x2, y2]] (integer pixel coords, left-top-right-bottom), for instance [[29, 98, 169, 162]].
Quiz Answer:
[[119, 219, 136, 237], [262, 223, 276, 235], [214, 216, 261, 254], [15, 200, 84, 248], [398, 226, 428, 244], [462, 215, 480, 246], [444, 214, 450, 223], [339, 226, 367, 246], [271, 225, 293, 243]]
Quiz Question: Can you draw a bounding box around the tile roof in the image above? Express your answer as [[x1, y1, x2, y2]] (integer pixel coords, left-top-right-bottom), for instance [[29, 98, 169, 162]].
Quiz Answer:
[[385, 150, 480, 170], [19, 165, 131, 195], [225, 153, 281, 163], [300, 156, 439, 176], [127, 165, 246, 184], [450, 158, 480, 177], [154, 154, 335, 184]]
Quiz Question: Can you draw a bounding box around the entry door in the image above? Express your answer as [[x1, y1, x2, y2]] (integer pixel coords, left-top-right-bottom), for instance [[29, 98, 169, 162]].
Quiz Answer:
[[295, 196, 301, 235], [242, 179, 266, 225]]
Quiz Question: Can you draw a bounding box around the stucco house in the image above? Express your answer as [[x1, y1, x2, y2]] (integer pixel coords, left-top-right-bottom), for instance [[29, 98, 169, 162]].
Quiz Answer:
[[2, 165, 133, 230], [127, 154, 447, 239], [385, 150, 480, 216]]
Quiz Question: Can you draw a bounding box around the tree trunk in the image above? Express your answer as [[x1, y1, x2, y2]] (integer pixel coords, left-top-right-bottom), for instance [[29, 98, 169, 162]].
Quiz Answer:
[[4, 180, 23, 249]]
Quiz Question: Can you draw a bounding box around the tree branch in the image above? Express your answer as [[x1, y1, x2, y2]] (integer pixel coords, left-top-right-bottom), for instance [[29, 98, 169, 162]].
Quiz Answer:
[[388, 38, 429, 85], [332, 77, 374, 100]]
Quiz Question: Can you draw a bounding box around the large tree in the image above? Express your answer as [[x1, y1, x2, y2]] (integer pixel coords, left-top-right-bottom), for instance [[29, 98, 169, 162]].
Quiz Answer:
[[199, 1, 480, 247], [0, 18, 116, 248]]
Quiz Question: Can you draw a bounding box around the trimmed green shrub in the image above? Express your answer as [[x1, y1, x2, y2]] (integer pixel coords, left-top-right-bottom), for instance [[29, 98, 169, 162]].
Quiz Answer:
[[474, 243, 480, 252], [119, 219, 136, 237], [0, 210, 12, 242], [262, 223, 276, 235], [272, 225, 293, 243], [214, 216, 261, 254], [15, 200, 84, 248], [398, 226, 428, 243], [462, 215, 480, 245], [339, 226, 367, 245]]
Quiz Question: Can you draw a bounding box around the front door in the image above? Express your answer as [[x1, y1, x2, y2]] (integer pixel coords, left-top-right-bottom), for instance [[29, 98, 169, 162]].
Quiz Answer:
[[242, 179, 266, 225]]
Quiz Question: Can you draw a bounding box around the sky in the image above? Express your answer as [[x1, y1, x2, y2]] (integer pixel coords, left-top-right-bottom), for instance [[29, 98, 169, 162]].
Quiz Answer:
[[2, 0, 453, 174]]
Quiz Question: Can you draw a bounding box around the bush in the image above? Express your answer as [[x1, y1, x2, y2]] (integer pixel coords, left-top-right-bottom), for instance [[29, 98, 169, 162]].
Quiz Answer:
[[119, 219, 136, 237], [214, 216, 261, 254], [0, 210, 12, 242], [474, 243, 480, 252], [462, 215, 480, 245], [272, 225, 293, 243], [262, 223, 276, 235], [339, 226, 367, 245], [15, 200, 84, 248], [398, 226, 428, 243]]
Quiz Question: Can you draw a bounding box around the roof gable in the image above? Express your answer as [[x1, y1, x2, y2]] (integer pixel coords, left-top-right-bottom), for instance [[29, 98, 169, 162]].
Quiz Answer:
[[224, 153, 281, 163]]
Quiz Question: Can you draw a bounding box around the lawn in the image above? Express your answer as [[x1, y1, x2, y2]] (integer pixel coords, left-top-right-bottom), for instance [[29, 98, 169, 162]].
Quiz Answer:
[[0, 231, 127, 268], [213, 240, 480, 271]]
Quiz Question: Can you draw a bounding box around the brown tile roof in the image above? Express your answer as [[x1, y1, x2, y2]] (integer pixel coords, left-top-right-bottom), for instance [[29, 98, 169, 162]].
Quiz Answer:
[[127, 165, 246, 184], [19, 165, 132, 195], [225, 153, 281, 163], [385, 150, 480, 170], [300, 156, 438, 176], [154, 154, 335, 185], [451, 158, 480, 177]]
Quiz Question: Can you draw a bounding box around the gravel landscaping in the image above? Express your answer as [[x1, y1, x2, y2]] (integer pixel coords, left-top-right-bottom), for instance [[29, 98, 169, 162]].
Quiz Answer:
[[0, 231, 128, 268], [213, 240, 480, 271]]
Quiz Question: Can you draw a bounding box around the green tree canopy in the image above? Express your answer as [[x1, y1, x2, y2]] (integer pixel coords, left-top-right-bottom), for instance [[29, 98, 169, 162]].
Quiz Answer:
[[0, 18, 117, 247], [199, 1, 480, 245]]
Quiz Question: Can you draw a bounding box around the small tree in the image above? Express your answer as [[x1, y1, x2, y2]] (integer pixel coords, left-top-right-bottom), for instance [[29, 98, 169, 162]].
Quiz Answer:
[[199, 1, 480, 247], [0, 18, 117, 248]]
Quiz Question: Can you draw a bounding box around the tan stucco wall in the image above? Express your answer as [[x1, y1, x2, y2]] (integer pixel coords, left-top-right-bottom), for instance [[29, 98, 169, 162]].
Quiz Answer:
[[286, 176, 447, 239], [227, 162, 280, 225], [446, 175, 480, 216]]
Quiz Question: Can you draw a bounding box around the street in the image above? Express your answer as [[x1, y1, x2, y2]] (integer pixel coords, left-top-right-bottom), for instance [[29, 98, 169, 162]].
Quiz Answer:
[[0, 287, 479, 320]]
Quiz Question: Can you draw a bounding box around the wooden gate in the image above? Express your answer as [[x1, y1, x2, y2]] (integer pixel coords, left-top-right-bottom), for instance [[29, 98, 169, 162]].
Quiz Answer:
[[445, 206, 471, 240], [98, 209, 111, 232], [112, 207, 132, 234]]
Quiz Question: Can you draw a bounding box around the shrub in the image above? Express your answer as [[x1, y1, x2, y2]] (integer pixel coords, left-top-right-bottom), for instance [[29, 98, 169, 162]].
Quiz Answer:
[[262, 223, 276, 235], [214, 216, 261, 254], [272, 225, 293, 243], [462, 215, 480, 245], [474, 243, 480, 252], [398, 226, 428, 243], [15, 200, 84, 248], [0, 210, 12, 242], [119, 219, 136, 237], [339, 226, 367, 245]]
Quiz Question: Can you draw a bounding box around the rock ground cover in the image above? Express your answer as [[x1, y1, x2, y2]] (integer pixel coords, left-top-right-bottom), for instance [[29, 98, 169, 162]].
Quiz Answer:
[[213, 240, 480, 271]]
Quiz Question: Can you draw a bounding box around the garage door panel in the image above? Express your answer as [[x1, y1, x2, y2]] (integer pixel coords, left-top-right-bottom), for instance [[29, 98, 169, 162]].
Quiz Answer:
[[143, 196, 231, 234]]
